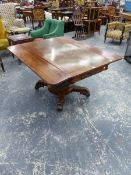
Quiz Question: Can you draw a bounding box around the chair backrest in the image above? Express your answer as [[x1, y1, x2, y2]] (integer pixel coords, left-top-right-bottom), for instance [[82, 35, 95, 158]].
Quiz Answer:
[[0, 3, 16, 30], [115, 22, 125, 31], [107, 22, 125, 31], [108, 6, 115, 15], [48, 19, 64, 33], [42, 19, 64, 37], [0, 16, 7, 39], [73, 6, 83, 25], [32, 6, 45, 21]]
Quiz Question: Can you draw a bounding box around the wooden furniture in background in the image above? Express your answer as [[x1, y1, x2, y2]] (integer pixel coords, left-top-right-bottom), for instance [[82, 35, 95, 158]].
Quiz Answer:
[[59, 0, 75, 7], [16, 6, 33, 24], [0, 3, 31, 34], [51, 7, 63, 20], [16, 4, 47, 27], [51, 6, 74, 32], [51, 7, 73, 19], [104, 22, 131, 45], [8, 34, 34, 45], [34, 2, 51, 10], [73, 6, 85, 39], [8, 37, 122, 111], [83, 7, 102, 35], [85, 0, 97, 7], [99, 8, 108, 25], [106, 6, 120, 22], [22, 10, 33, 24], [32, 6, 45, 29], [120, 12, 131, 22], [8, 34, 33, 62]]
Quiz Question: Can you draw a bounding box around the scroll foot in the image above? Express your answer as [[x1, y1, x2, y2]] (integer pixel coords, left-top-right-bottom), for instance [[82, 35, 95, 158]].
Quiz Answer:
[[35, 80, 47, 90], [57, 96, 65, 111], [71, 85, 90, 97]]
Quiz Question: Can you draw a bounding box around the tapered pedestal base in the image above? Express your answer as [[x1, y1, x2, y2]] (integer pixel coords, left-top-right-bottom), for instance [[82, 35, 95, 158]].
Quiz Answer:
[[35, 80, 90, 111]]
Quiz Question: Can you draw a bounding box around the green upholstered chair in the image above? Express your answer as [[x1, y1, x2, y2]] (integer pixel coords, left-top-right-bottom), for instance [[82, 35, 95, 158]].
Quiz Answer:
[[31, 19, 64, 39]]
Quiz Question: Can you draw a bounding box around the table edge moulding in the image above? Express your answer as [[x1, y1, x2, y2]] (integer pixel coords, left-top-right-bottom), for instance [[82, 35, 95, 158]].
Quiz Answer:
[[8, 37, 122, 111]]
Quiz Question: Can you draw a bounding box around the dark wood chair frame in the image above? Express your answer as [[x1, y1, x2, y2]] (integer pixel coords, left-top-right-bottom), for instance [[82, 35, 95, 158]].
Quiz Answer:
[[0, 57, 5, 72], [104, 24, 125, 45]]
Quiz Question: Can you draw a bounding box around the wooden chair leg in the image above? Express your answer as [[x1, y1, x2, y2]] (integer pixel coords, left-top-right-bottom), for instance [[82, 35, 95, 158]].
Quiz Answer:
[[32, 20, 34, 29], [104, 35, 107, 43], [94, 22, 96, 33], [0, 58, 5, 72], [119, 38, 122, 45], [88, 22, 91, 35]]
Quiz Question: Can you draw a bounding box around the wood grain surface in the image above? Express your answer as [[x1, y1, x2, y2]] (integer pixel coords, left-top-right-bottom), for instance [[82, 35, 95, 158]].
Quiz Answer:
[[8, 37, 122, 85]]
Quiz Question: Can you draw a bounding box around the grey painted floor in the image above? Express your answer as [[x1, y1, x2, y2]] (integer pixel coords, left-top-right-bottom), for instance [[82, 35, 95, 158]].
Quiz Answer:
[[0, 27, 131, 175]]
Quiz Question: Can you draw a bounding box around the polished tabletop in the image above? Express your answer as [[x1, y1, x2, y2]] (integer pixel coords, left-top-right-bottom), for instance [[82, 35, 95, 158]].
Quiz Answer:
[[8, 37, 121, 85]]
